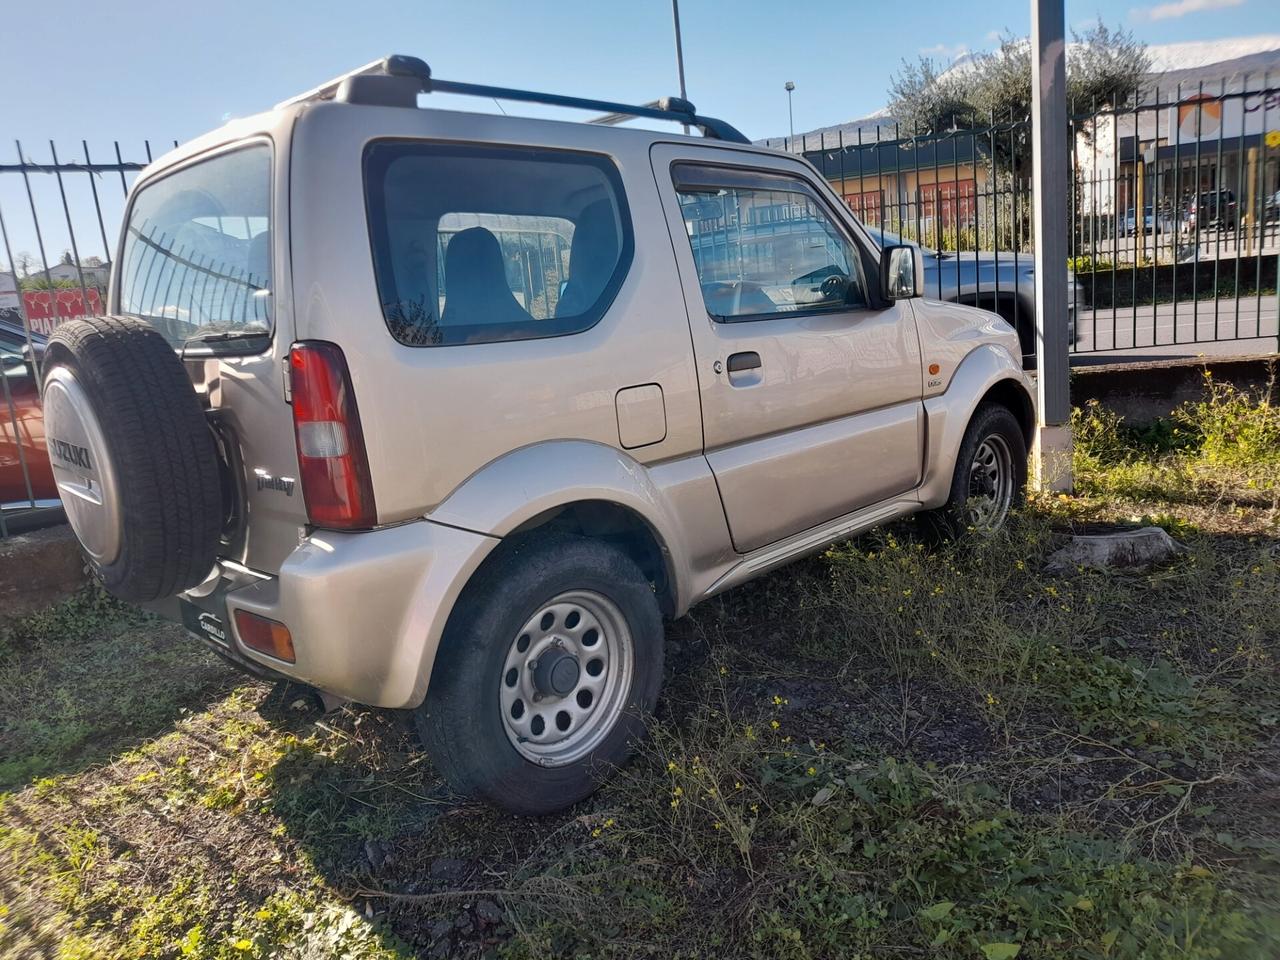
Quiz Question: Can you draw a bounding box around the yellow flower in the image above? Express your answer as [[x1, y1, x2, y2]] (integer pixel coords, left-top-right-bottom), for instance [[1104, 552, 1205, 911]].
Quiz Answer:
[[807, 767, 817, 776], [666, 761, 677, 771], [603, 818, 615, 828], [713, 821, 723, 830], [770, 720, 780, 730], [734, 781, 743, 790], [591, 828, 602, 838], [673, 786, 683, 796]]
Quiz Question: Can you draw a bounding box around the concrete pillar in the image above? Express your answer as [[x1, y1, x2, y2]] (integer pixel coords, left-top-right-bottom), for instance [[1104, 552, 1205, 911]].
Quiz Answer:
[[1030, 0, 1073, 491]]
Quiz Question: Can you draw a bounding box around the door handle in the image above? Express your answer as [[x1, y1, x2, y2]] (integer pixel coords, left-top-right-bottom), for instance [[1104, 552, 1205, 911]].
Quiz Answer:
[[726, 351, 761, 373]]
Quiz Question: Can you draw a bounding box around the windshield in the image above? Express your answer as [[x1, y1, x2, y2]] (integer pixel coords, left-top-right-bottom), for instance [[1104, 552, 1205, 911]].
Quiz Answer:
[[118, 145, 272, 347], [864, 226, 936, 257]]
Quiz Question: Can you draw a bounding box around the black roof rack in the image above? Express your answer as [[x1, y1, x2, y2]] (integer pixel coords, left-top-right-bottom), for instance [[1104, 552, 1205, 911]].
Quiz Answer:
[[276, 54, 750, 144]]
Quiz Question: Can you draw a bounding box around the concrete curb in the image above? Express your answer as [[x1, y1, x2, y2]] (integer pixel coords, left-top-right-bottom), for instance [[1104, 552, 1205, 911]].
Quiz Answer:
[[1072, 353, 1277, 424], [0, 524, 87, 624]]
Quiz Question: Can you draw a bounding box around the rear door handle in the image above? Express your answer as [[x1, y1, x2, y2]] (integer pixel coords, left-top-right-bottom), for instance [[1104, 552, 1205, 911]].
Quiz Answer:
[[726, 351, 761, 373]]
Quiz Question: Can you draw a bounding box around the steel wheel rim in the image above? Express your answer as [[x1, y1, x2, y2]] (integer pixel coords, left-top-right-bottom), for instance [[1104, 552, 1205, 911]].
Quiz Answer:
[[499, 590, 634, 767], [965, 433, 1014, 531]]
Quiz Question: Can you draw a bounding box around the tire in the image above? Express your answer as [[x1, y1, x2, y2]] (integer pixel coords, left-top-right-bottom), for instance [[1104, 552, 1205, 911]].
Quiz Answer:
[[416, 533, 664, 815], [921, 402, 1027, 541], [42, 316, 222, 601]]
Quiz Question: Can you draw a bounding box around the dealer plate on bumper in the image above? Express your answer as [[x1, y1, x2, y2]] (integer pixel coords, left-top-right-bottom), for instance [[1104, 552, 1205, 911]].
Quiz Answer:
[[180, 599, 231, 649]]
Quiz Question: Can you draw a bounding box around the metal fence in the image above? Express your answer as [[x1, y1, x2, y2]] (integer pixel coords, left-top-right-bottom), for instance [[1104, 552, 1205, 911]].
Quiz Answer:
[[3, 81, 1280, 536], [0, 139, 158, 536], [766, 75, 1280, 364]]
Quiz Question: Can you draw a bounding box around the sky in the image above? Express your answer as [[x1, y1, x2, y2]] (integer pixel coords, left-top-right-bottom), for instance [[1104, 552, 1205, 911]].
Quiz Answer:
[[1, 0, 1274, 271]]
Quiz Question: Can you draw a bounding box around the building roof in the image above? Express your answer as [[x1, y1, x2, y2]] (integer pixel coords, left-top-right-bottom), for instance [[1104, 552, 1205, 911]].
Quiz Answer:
[[760, 33, 1280, 149], [801, 133, 990, 182]]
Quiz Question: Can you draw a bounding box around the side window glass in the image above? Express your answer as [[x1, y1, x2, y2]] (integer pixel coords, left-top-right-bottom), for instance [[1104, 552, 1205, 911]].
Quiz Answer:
[[365, 143, 632, 347], [673, 164, 866, 321]]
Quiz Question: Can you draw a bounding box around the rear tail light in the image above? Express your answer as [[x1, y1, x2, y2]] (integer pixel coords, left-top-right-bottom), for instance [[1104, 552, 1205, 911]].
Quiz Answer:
[[289, 341, 377, 529], [234, 610, 296, 662]]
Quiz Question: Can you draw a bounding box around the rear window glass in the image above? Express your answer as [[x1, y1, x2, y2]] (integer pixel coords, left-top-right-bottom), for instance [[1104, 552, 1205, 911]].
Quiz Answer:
[[365, 142, 632, 346], [118, 144, 272, 347]]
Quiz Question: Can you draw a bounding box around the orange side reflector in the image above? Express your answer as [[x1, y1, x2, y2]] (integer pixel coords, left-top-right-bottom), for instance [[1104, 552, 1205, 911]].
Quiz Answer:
[[233, 610, 296, 663]]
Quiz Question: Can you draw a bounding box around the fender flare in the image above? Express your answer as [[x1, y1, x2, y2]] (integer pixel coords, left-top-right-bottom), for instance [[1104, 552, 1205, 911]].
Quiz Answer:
[[919, 344, 1034, 508], [428, 439, 695, 609]]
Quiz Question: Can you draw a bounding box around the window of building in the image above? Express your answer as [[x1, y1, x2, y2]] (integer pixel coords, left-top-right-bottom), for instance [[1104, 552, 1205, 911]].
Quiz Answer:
[[365, 142, 632, 346], [672, 163, 867, 321]]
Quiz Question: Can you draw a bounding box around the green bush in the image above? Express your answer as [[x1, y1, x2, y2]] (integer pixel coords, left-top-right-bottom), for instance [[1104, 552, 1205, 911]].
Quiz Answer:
[[1174, 372, 1280, 471]]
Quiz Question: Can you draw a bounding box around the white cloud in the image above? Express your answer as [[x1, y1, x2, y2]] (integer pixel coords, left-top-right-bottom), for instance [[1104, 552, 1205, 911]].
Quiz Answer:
[[1130, 0, 1245, 23], [919, 42, 970, 62]]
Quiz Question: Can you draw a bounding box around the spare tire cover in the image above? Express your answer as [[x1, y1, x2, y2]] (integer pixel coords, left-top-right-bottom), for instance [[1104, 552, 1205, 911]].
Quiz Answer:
[[42, 315, 223, 601]]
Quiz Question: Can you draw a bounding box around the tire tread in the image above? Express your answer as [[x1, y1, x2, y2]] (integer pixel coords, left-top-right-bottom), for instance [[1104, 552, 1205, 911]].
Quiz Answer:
[[46, 316, 222, 600]]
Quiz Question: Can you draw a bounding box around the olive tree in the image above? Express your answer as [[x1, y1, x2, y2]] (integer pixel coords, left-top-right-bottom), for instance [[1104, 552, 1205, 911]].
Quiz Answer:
[[888, 21, 1151, 138]]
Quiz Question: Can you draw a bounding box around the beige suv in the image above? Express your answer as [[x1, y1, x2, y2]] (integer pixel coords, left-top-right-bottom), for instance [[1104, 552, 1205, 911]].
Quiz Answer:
[[41, 56, 1034, 814]]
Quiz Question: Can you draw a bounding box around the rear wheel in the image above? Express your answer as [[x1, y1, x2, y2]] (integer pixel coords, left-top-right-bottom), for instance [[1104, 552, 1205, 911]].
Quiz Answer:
[[415, 533, 664, 814], [921, 402, 1027, 540]]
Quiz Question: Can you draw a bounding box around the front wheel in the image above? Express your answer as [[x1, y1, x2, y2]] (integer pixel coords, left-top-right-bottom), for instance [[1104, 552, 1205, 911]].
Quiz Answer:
[[921, 402, 1028, 540], [415, 533, 664, 815]]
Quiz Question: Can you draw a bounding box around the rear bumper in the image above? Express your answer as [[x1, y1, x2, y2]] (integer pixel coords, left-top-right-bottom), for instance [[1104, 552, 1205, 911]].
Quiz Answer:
[[158, 519, 499, 709]]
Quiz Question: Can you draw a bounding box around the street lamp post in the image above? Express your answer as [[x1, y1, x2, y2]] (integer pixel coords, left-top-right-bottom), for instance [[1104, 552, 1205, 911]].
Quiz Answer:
[[785, 81, 796, 146]]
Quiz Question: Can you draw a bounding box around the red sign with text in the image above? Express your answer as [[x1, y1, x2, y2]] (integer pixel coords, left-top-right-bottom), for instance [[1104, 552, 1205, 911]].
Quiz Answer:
[[21, 289, 104, 335]]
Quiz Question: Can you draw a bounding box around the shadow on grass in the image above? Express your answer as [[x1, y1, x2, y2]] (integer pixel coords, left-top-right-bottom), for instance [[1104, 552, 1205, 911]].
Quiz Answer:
[[0, 589, 240, 791]]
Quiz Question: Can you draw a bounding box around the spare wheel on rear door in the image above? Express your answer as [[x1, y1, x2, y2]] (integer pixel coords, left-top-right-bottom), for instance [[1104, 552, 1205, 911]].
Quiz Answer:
[[42, 315, 223, 601]]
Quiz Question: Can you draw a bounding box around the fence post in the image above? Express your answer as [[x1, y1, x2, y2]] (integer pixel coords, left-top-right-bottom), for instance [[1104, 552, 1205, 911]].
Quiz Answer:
[[1030, 0, 1073, 490]]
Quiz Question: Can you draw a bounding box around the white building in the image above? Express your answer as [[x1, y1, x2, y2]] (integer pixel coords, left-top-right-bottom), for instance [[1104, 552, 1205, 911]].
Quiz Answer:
[[1075, 35, 1280, 219]]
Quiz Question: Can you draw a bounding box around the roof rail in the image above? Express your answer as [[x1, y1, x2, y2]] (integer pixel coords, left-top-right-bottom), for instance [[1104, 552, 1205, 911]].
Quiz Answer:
[[276, 54, 750, 144]]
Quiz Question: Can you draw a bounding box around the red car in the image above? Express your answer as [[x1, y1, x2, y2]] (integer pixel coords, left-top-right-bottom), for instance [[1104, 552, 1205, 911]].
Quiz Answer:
[[1, 320, 57, 508]]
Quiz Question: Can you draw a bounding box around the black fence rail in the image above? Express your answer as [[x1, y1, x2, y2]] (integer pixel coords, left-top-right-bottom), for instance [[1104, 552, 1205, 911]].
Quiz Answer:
[[3, 80, 1280, 537], [0, 139, 161, 537], [765, 73, 1280, 364]]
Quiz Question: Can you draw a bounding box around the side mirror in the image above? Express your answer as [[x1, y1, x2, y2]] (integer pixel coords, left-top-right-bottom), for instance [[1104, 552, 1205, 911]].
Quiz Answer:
[[880, 243, 924, 300]]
